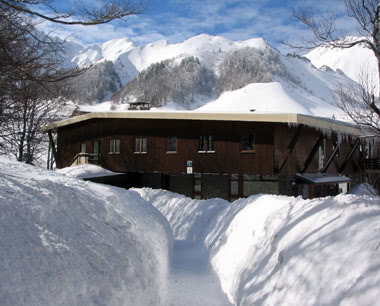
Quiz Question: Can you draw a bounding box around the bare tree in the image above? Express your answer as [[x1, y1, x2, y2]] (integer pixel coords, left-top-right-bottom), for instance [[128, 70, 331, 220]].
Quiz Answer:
[[336, 71, 380, 133], [292, 0, 380, 134], [0, 81, 59, 164], [0, 0, 149, 164], [0, 0, 149, 26]]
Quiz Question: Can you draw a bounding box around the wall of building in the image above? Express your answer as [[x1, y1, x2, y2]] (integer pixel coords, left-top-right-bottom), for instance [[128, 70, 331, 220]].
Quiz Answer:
[[274, 124, 360, 177], [57, 118, 275, 175], [56, 118, 362, 200]]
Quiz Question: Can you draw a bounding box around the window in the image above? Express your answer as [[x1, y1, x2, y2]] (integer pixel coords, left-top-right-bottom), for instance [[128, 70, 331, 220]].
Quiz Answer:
[[80, 143, 86, 153], [109, 139, 120, 154], [193, 173, 202, 199], [242, 175, 278, 197], [135, 137, 147, 153], [199, 136, 215, 153], [241, 134, 255, 151], [167, 136, 177, 152]]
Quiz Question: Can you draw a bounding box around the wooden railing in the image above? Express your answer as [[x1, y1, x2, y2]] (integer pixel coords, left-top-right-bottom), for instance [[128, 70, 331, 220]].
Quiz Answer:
[[71, 153, 101, 167], [363, 159, 380, 170]]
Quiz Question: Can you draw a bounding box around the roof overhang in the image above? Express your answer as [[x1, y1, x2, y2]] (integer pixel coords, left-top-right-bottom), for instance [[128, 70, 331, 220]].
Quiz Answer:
[[44, 111, 362, 136]]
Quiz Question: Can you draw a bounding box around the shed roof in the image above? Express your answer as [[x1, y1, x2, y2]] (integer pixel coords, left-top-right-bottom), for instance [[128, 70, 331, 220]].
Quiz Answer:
[[45, 112, 362, 136], [296, 173, 351, 184]]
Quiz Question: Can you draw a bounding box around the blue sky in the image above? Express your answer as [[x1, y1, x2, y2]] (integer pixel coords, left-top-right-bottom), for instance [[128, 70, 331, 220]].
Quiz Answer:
[[38, 0, 356, 53]]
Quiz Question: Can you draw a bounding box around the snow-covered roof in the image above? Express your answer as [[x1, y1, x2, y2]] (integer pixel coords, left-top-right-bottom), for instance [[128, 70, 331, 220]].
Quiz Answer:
[[45, 111, 361, 136], [296, 173, 351, 184]]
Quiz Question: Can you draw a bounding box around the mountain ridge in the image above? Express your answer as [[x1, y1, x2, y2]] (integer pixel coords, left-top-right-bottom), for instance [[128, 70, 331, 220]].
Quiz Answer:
[[63, 34, 375, 122]]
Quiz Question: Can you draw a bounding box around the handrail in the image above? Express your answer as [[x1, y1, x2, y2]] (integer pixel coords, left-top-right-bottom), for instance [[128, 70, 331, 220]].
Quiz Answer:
[[70, 153, 101, 167]]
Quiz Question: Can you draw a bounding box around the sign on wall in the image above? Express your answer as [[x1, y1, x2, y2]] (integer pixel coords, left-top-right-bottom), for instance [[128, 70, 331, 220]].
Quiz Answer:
[[187, 160, 193, 174]]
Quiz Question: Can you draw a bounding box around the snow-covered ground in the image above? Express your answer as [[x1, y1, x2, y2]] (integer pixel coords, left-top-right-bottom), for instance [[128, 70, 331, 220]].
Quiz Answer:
[[56, 164, 122, 179], [2, 160, 380, 306], [135, 188, 380, 306], [0, 158, 172, 306]]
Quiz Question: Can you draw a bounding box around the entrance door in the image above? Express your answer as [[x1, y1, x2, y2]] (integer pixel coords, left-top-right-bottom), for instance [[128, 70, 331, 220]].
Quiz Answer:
[[92, 140, 101, 164], [93, 141, 101, 154]]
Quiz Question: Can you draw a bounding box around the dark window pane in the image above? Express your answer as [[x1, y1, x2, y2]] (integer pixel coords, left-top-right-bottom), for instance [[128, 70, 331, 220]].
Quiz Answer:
[[142, 138, 147, 153], [242, 135, 255, 151], [199, 136, 206, 151], [168, 136, 177, 152], [208, 136, 215, 151], [110, 140, 114, 153], [135, 138, 140, 152]]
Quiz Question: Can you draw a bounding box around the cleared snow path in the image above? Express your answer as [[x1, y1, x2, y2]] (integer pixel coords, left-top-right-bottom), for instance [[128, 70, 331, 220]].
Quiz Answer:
[[132, 188, 233, 305], [168, 240, 232, 306]]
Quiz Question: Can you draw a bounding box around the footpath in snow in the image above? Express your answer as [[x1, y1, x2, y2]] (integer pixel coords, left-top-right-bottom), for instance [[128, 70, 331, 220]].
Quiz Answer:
[[135, 187, 380, 306], [168, 239, 232, 306], [2, 160, 380, 306]]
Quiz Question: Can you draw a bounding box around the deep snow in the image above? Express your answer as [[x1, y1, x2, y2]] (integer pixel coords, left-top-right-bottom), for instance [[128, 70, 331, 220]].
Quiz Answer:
[[2, 160, 380, 306], [0, 158, 172, 306], [56, 164, 122, 179], [136, 188, 380, 306]]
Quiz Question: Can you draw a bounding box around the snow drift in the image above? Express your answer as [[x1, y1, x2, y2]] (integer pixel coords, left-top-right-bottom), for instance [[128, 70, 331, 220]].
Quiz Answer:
[[0, 159, 172, 306], [137, 188, 380, 306]]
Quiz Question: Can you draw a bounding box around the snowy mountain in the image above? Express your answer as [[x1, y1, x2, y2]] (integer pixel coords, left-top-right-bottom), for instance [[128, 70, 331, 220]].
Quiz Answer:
[[64, 34, 374, 121], [306, 40, 378, 88]]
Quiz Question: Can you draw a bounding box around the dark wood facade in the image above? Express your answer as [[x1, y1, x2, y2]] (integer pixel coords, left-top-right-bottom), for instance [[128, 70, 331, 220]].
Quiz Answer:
[[54, 115, 362, 200]]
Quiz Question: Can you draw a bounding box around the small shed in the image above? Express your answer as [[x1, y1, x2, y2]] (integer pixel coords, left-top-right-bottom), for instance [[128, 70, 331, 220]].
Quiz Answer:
[[295, 173, 351, 199]]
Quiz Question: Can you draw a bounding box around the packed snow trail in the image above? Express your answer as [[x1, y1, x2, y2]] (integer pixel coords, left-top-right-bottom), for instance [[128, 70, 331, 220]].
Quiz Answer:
[[167, 240, 232, 306]]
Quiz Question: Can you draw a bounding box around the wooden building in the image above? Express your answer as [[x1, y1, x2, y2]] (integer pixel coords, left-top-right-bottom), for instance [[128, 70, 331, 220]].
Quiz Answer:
[[46, 112, 363, 200]]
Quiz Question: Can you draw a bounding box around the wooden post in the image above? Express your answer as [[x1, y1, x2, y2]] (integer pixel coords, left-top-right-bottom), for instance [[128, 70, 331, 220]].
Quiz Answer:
[[320, 143, 341, 173], [338, 139, 360, 173], [47, 130, 58, 168], [277, 124, 304, 173], [300, 134, 325, 173], [46, 143, 51, 170]]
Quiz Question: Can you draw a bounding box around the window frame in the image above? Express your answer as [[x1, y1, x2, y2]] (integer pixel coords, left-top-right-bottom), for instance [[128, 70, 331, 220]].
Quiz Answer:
[[241, 134, 255, 153], [109, 139, 120, 154], [198, 136, 215, 153], [167, 136, 177, 153], [134, 137, 147, 154]]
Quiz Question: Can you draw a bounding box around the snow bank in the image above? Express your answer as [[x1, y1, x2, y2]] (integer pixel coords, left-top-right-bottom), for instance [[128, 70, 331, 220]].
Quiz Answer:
[[132, 188, 229, 241], [349, 183, 378, 196], [137, 188, 380, 306], [0, 158, 172, 306]]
